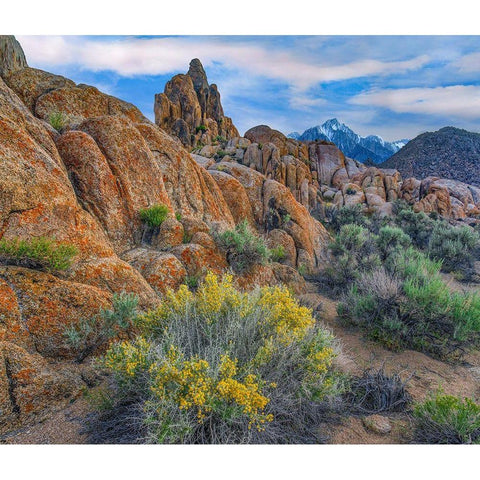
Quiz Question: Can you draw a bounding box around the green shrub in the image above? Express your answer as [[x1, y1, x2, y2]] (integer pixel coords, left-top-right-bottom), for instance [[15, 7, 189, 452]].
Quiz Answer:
[[338, 249, 480, 358], [413, 393, 480, 444], [297, 264, 308, 277], [269, 245, 286, 262], [48, 111, 69, 131], [215, 220, 270, 273], [376, 226, 411, 261], [328, 204, 370, 233], [324, 224, 380, 288], [175, 212, 182, 221], [428, 223, 479, 273], [337, 268, 406, 350], [196, 124, 207, 133], [184, 275, 199, 290], [101, 273, 344, 444], [64, 291, 139, 363], [392, 201, 437, 249], [139, 204, 169, 227], [0, 236, 78, 272]]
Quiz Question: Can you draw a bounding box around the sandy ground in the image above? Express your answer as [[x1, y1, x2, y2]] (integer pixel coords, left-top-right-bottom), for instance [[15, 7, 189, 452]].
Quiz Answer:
[[1, 395, 91, 444]]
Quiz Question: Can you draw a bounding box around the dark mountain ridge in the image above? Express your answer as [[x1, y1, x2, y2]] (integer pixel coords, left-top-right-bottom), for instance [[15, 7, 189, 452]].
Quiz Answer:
[[381, 126, 480, 187]]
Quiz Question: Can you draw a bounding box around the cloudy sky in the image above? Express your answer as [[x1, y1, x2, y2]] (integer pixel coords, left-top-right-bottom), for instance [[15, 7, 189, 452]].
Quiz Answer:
[[17, 35, 480, 141]]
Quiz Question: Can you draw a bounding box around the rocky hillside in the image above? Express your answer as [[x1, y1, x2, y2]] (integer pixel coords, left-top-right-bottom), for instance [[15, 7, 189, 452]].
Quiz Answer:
[[381, 126, 480, 187], [1, 35, 480, 436], [289, 118, 408, 164], [0, 37, 328, 431]]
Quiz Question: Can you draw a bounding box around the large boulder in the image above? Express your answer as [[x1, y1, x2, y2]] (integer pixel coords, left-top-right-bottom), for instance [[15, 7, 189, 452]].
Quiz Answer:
[[0, 267, 111, 359], [209, 170, 256, 227], [262, 180, 331, 270], [56, 130, 132, 252], [244, 124, 308, 160], [5, 67, 147, 123], [171, 243, 227, 277], [122, 248, 187, 295], [309, 142, 347, 186], [414, 177, 452, 217], [208, 161, 267, 225], [0, 341, 85, 431], [74, 116, 174, 247], [265, 229, 297, 267]]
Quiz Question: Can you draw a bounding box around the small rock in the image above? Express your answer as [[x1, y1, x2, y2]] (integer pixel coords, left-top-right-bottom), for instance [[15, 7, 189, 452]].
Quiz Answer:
[[362, 415, 392, 435]]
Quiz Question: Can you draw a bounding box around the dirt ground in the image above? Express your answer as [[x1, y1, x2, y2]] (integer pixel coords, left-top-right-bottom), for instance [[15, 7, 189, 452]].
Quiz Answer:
[[301, 278, 480, 444]]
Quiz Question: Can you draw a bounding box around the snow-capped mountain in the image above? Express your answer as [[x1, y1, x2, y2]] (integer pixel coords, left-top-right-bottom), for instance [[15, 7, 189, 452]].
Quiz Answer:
[[287, 119, 409, 164]]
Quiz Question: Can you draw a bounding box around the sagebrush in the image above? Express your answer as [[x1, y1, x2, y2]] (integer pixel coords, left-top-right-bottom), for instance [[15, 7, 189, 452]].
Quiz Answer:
[[215, 220, 271, 273], [100, 272, 345, 444]]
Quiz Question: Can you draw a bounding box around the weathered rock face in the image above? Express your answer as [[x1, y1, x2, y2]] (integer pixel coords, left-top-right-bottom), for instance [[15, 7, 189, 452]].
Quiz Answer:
[[136, 122, 235, 230], [208, 161, 331, 270], [76, 116, 174, 247], [0, 341, 85, 431], [55, 130, 131, 252], [4, 67, 148, 124], [413, 177, 452, 217], [154, 58, 238, 148], [122, 248, 187, 295], [245, 125, 309, 160], [0, 36, 27, 77], [0, 267, 111, 359], [209, 170, 256, 227]]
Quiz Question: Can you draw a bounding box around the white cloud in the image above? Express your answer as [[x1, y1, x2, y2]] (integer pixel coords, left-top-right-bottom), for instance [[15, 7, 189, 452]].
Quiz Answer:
[[350, 85, 480, 120], [17, 36, 430, 90], [453, 52, 480, 73]]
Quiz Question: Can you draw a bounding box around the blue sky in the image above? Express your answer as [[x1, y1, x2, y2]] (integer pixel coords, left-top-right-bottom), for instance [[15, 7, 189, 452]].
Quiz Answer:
[[17, 35, 480, 141]]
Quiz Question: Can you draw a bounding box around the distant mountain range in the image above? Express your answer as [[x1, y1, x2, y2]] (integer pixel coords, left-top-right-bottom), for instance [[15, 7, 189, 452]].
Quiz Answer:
[[288, 118, 409, 164], [380, 126, 480, 187]]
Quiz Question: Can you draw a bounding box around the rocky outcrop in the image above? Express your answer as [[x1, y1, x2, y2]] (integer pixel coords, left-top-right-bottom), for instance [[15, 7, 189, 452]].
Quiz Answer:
[[208, 161, 331, 270], [4, 67, 148, 124], [229, 125, 480, 223], [154, 59, 238, 148], [0, 36, 27, 77], [136, 122, 235, 230], [0, 341, 85, 431]]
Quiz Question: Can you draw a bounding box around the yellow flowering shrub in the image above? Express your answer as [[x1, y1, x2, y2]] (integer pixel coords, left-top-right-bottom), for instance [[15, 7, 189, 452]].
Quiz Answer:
[[147, 351, 272, 428], [259, 286, 315, 342], [196, 272, 244, 321], [104, 336, 152, 378], [102, 273, 342, 444], [135, 284, 194, 334], [150, 352, 213, 421]]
